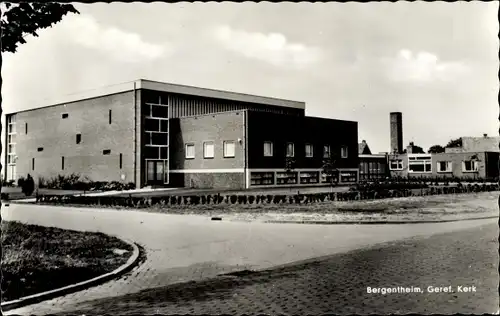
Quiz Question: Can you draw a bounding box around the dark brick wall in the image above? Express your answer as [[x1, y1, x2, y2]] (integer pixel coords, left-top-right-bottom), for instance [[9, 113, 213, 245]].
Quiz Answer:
[[246, 111, 358, 170], [14, 92, 136, 184]]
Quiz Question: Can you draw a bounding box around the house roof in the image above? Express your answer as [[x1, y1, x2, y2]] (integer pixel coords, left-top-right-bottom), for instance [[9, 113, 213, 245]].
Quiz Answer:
[[358, 140, 372, 155]]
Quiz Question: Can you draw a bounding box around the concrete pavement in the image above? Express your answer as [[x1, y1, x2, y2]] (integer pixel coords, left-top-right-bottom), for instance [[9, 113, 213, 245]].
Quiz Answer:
[[1, 203, 497, 315]]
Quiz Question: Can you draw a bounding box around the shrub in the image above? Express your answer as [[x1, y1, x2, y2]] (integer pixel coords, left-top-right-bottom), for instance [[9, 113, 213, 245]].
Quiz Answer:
[[21, 174, 35, 196], [230, 195, 237, 204], [201, 195, 207, 205], [266, 195, 273, 203], [1, 193, 9, 200]]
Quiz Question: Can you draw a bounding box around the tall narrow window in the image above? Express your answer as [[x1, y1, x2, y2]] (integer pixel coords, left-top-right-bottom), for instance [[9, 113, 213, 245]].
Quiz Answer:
[[25, 122, 28, 134], [224, 141, 236, 158], [62, 156, 65, 170], [286, 142, 295, 158], [119, 153, 123, 169], [341, 146, 348, 158], [185, 143, 195, 159], [203, 142, 215, 159], [263, 141, 273, 157], [32, 158, 35, 170], [76, 134, 82, 144], [305, 143, 314, 158], [109, 109, 112, 124], [323, 145, 331, 158]]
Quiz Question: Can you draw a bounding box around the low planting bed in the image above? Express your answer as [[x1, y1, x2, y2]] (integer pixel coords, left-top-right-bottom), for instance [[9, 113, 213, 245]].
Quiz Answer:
[[32, 183, 499, 210], [1, 221, 134, 302]]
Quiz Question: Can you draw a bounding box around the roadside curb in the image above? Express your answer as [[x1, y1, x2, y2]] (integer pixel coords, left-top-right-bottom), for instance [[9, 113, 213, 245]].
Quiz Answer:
[[0, 237, 142, 312], [261, 215, 499, 225]]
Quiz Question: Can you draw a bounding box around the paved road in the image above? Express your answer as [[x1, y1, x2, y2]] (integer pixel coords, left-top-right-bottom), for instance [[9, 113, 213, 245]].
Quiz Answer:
[[55, 223, 500, 315], [2, 203, 497, 315]]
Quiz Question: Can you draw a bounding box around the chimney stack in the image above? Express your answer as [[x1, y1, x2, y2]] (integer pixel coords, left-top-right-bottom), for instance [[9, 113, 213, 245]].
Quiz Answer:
[[390, 112, 403, 154]]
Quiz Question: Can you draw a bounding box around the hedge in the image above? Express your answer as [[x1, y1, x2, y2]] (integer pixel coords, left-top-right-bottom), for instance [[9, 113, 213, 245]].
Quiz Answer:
[[33, 183, 499, 207]]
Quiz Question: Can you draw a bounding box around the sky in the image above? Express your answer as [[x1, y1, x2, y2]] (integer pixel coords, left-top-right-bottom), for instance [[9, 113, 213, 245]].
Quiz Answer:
[[1, 2, 498, 160]]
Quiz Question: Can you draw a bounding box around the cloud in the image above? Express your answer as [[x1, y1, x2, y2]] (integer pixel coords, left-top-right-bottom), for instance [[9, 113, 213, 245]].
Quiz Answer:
[[62, 15, 170, 62], [212, 25, 322, 69], [384, 49, 469, 83]]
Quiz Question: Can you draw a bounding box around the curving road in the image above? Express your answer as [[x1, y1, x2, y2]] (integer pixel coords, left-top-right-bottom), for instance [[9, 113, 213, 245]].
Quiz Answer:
[[2, 203, 498, 315]]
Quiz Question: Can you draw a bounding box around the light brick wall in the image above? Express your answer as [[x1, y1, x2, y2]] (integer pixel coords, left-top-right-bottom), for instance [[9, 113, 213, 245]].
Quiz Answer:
[[14, 92, 136, 184]]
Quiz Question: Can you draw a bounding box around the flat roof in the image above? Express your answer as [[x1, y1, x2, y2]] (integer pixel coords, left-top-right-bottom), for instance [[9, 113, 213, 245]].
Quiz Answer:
[[7, 79, 305, 115]]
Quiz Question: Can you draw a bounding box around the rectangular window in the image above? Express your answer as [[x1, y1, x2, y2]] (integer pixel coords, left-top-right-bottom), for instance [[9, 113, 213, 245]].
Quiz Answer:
[[119, 153, 123, 169], [286, 142, 295, 158], [32, 158, 35, 170], [408, 155, 432, 173], [62, 156, 65, 170], [263, 141, 273, 157], [109, 109, 112, 124], [250, 172, 274, 186], [76, 134, 82, 144], [305, 144, 314, 158], [323, 145, 331, 158], [160, 120, 169, 132], [341, 146, 348, 158], [300, 171, 319, 184], [462, 160, 478, 172], [224, 141, 236, 158], [62, 113, 69, 119], [185, 143, 195, 159], [276, 171, 298, 185], [25, 122, 28, 134], [203, 142, 215, 158], [389, 159, 404, 170], [37, 147, 43, 152], [103, 149, 111, 155], [151, 133, 168, 146], [145, 118, 160, 132], [151, 105, 169, 118], [437, 161, 452, 173]]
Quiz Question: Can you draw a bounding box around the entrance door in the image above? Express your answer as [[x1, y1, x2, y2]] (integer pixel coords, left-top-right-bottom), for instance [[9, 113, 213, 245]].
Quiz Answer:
[[146, 160, 165, 186]]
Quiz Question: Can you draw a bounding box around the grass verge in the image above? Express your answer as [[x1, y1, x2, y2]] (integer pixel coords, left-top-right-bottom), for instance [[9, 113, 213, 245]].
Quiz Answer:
[[1, 221, 133, 302]]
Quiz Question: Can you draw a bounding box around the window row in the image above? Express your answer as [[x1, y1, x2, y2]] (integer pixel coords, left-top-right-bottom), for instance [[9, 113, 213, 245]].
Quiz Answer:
[[263, 142, 348, 159], [185, 141, 236, 159], [390, 159, 479, 173], [250, 171, 358, 186]]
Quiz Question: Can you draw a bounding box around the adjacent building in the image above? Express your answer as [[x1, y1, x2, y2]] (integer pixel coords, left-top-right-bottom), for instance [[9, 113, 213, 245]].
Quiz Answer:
[[4, 79, 359, 189]]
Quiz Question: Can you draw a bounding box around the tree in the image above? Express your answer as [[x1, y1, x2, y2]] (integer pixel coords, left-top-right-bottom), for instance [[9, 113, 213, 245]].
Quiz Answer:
[[428, 145, 445, 154], [1, 2, 79, 53], [321, 152, 339, 190], [445, 138, 462, 148], [411, 145, 425, 154]]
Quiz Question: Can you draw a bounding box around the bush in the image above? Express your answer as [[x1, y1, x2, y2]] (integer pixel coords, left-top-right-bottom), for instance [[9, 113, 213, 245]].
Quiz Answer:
[[230, 195, 237, 204], [248, 195, 255, 204], [1, 193, 9, 200]]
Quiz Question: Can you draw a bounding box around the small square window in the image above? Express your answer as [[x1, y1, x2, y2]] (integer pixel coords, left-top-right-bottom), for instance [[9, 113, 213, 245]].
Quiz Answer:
[[224, 141, 236, 158], [62, 113, 69, 119], [37, 147, 43, 152], [185, 143, 195, 159], [103, 149, 111, 155], [203, 142, 215, 159], [76, 134, 82, 144]]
